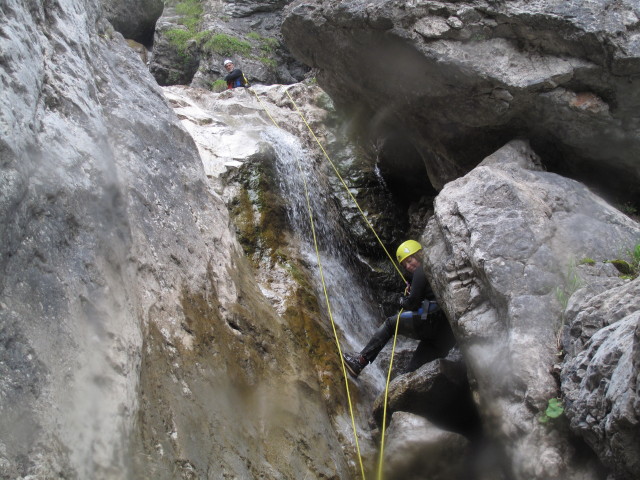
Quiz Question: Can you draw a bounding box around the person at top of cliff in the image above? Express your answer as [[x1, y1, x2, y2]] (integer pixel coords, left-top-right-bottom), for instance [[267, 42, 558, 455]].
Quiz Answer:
[[223, 59, 249, 89], [342, 240, 456, 378]]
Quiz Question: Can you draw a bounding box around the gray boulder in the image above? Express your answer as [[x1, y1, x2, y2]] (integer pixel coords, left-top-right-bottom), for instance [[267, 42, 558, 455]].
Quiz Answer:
[[424, 139, 639, 479], [150, 6, 201, 86], [282, 0, 640, 203], [372, 349, 479, 436], [561, 279, 640, 480], [381, 412, 470, 480]]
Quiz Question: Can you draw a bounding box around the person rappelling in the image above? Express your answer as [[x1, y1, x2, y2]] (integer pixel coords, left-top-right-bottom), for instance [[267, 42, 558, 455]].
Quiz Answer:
[[342, 240, 456, 378], [222, 59, 250, 89]]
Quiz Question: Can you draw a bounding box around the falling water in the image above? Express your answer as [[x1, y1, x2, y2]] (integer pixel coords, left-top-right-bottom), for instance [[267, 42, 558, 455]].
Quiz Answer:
[[262, 127, 386, 392]]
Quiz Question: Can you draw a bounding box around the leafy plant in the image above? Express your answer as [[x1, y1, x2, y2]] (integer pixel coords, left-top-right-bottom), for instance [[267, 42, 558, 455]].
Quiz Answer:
[[554, 259, 584, 351], [539, 398, 564, 423], [246, 31, 279, 53], [620, 202, 638, 216], [165, 28, 195, 55], [258, 56, 277, 68], [259, 37, 280, 55]]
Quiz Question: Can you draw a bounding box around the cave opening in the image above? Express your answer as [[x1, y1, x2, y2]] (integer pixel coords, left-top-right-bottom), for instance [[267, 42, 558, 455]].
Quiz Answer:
[[376, 133, 438, 211]]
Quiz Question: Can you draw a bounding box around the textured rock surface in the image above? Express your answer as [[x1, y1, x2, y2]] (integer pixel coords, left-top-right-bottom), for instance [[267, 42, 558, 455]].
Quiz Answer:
[[381, 412, 470, 480], [3, 1, 640, 479], [561, 279, 640, 480], [424, 140, 639, 479], [0, 1, 352, 478], [282, 0, 640, 203], [148, 2, 201, 85], [372, 349, 479, 435]]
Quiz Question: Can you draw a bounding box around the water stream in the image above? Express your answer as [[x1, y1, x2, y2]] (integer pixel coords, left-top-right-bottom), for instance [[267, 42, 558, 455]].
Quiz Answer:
[[262, 125, 386, 405]]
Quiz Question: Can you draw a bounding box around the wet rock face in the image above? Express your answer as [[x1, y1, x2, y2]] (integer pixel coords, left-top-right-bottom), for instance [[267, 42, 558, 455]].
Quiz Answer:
[[102, 0, 164, 45], [423, 139, 640, 479], [282, 0, 640, 204]]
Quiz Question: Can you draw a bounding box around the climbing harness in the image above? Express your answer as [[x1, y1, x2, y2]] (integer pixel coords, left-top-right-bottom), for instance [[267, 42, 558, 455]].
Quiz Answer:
[[250, 85, 408, 480]]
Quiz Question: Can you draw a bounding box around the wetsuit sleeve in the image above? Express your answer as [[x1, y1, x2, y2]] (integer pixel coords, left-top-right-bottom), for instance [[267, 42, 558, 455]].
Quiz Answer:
[[224, 69, 242, 82], [400, 267, 434, 311]]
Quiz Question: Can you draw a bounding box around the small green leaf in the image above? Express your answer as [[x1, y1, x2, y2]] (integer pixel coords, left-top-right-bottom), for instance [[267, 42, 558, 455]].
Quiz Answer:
[[545, 398, 564, 418]]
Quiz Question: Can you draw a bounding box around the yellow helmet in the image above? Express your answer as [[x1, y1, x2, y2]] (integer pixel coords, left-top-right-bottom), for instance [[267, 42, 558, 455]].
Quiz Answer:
[[396, 240, 422, 264]]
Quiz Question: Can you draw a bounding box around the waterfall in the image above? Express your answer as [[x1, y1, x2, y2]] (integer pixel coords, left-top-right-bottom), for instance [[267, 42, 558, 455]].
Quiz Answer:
[[262, 126, 387, 393]]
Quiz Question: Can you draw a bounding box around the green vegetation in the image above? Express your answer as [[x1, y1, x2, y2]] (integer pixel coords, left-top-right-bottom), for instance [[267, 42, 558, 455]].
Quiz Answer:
[[554, 259, 585, 351], [202, 33, 252, 56], [607, 243, 640, 279], [163, 0, 204, 57], [210, 79, 227, 92], [165, 28, 195, 55], [258, 57, 277, 68], [539, 398, 564, 423], [259, 37, 280, 55], [162, 2, 281, 86], [174, 0, 203, 31], [161, 0, 286, 90], [228, 159, 287, 265], [247, 32, 280, 54]]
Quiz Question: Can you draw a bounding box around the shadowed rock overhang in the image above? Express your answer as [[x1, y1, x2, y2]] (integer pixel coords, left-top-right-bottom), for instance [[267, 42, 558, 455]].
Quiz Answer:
[[282, 0, 640, 205]]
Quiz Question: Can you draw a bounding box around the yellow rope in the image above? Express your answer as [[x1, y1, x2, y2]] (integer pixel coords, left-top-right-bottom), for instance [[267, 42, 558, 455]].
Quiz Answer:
[[377, 310, 403, 480], [283, 88, 408, 480], [249, 87, 367, 480]]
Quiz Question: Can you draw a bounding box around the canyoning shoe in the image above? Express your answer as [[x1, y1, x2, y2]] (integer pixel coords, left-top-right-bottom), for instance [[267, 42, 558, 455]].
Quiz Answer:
[[342, 352, 367, 378]]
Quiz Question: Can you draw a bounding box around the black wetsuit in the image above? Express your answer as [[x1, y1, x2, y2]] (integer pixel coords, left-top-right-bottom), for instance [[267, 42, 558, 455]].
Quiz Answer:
[[224, 68, 245, 89], [360, 265, 455, 372]]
